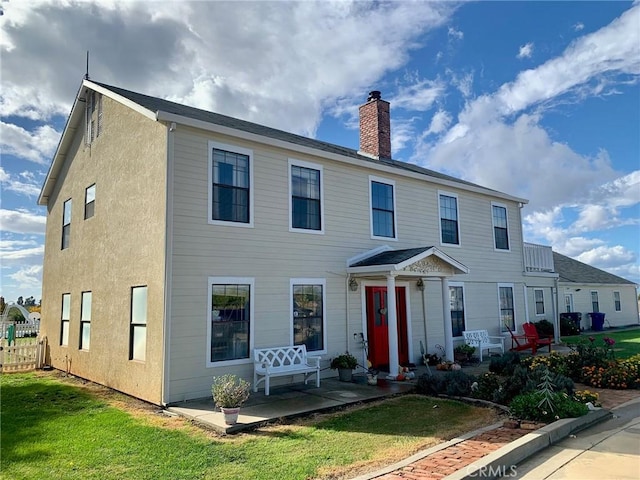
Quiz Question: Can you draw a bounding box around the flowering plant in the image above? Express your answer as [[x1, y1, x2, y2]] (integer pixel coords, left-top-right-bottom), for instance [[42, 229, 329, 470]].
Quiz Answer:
[[211, 374, 251, 408]]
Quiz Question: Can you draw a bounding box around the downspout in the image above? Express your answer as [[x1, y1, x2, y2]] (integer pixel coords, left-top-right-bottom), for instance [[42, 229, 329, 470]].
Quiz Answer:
[[161, 121, 176, 406]]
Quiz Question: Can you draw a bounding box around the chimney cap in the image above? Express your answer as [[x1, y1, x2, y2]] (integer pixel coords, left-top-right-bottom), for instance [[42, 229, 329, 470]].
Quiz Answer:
[[368, 90, 382, 101]]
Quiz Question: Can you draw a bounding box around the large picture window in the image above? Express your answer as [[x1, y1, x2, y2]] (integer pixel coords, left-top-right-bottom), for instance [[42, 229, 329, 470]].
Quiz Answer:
[[130, 286, 147, 361], [208, 279, 253, 364], [60, 293, 71, 346], [498, 284, 515, 332], [209, 142, 253, 226], [534, 289, 545, 315], [370, 177, 396, 239], [80, 291, 92, 350], [290, 160, 323, 232], [449, 283, 466, 337], [492, 203, 510, 250], [439, 193, 459, 245], [62, 199, 72, 249], [291, 280, 325, 352]]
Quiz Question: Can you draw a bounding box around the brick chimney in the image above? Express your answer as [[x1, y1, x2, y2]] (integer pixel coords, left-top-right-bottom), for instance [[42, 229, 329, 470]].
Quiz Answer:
[[358, 90, 391, 159]]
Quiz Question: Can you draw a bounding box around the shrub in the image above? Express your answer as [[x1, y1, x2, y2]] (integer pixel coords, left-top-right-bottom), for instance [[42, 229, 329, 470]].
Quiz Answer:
[[533, 319, 554, 337], [522, 352, 570, 377], [560, 314, 580, 336], [528, 366, 575, 396], [574, 390, 600, 406], [416, 371, 476, 397], [471, 372, 502, 402], [509, 392, 588, 422], [489, 352, 523, 375], [211, 374, 251, 408], [330, 353, 358, 370], [493, 365, 536, 405]]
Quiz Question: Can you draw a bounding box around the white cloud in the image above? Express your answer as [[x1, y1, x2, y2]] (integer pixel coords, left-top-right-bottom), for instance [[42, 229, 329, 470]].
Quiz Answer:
[[424, 110, 452, 136], [573, 22, 585, 32], [0, 122, 60, 164], [517, 42, 534, 59], [1, 245, 45, 265], [0, 167, 43, 197], [448, 26, 464, 40], [8, 265, 43, 290], [0, 209, 46, 234], [391, 79, 446, 112], [576, 245, 636, 270]]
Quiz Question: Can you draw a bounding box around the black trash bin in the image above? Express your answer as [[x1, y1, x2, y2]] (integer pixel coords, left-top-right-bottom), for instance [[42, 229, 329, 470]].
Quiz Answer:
[[589, 312, 605, 331]]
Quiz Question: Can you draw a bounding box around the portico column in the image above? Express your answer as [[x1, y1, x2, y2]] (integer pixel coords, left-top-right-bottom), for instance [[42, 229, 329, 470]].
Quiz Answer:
[[441, 276, 454, 362], [386, 274, 400, 379]]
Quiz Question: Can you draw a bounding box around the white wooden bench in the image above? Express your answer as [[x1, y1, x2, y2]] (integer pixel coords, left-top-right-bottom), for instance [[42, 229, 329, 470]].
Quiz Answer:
[[253, 345, 321, 396], [462, 330, 504, 362]]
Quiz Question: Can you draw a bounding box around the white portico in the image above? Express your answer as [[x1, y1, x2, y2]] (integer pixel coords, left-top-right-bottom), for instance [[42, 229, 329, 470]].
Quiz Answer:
[[347, 246, 469, 379]]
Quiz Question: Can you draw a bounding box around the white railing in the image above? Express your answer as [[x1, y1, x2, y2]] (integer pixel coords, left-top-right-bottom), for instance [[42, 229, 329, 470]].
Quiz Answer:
[[523, 242, 555, 272]]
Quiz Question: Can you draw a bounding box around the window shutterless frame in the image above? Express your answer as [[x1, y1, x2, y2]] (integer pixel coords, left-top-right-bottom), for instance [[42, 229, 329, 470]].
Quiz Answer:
[[369, 175, 397, 240], [498, 283, 515, 332], [79, 291, 92, 350], [60, 293, 71, 346], [290, 278, 327, 354], [62, 199, 72, 249], [534, 289, 545, 315], [491, 202, 510, 251], [130, 286, 148, 361], [613, 291, 621, 312], [449, 282, 466, 337], [85, 184, 96, 220], [288, 158, 324, 234], [438, 191, 460, 247]]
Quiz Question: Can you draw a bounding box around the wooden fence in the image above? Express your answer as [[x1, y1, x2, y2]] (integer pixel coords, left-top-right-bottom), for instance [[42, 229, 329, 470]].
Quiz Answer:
[[0, 336, 47, 372]]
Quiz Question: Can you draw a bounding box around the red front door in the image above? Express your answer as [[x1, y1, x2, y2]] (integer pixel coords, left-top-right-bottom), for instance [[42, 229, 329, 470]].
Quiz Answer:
[[365, 286, 409, 371]]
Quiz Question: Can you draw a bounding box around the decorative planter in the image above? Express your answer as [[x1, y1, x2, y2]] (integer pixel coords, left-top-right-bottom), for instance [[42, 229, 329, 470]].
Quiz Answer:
[[367, 373, 378, 385], [338, 368, 353, 382], [221, 407, 241, 425]]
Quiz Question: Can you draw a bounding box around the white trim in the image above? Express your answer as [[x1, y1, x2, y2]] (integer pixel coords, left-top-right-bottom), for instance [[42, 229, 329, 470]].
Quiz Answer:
[[289, 278, 327, 355], [288, 158, 325, 235], [84, 80, 157, 121], [534, 288, 545, 316], [347, 246, 470, 276], [207, 141, 254, 228], [438, 190, 461, 248], [369, 175, 398, 241], [206, 277, 255, 368], [491, 201, 511, 252], [613, 290, 622, 312], [448, 281, 466, 338], [497, 283, 516, 333]]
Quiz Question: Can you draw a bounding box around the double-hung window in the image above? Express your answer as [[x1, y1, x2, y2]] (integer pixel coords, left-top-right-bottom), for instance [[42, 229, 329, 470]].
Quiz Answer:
[[534, 289, 545, 315], [209, 142, 253, 226], [130, 286, 147, 361], [370, 177, 396, 239], [291, 279, 326, 353], [80, 291, 92, 350], [60, 293, 70, 346], [85, 184, 96, 220], [208, 278, 253, 365], [492, 203, 510, 250], [62, 199, 72, 249], [498, 284, 515, 332], [449, 283, 466, 337], [613, 291, 621, 312], [290, 160, 323, 233], [591, 291, 599, 312], [439, 193, 459, 245]]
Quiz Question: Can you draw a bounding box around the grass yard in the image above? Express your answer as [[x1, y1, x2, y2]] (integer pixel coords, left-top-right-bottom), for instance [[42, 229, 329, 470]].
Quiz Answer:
[[0, 372, 499, 480], [562, 327, 640, 359]]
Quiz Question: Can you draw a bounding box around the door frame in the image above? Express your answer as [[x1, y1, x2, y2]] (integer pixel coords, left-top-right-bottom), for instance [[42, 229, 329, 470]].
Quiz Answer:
[[359, 279, 413, 368]]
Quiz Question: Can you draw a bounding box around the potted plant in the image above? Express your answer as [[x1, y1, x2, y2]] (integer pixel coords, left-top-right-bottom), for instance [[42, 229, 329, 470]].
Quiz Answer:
[[211, 374, 251, 425], [331, 353, 358, 382], [454, 344, 476, 362]]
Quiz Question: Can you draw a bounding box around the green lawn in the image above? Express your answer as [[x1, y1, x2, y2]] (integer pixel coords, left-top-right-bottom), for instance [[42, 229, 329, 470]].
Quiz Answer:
[[562, 327, 640, 359], [0, 372, 498, 480]]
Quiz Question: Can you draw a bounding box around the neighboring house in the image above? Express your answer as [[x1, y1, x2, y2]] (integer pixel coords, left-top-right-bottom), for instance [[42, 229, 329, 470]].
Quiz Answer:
[[553, 251, 639, 330], [40, 80, 546, 405]]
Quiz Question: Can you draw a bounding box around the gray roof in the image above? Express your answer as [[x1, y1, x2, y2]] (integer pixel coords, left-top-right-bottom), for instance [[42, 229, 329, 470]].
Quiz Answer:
[[553, 252, 636, 285], [350, 247, 432, 267], [94, 81, 506, 194]]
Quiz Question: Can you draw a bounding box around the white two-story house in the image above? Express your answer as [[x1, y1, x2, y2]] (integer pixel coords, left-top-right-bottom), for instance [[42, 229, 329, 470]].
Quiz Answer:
[[40, 80, 539, 405]]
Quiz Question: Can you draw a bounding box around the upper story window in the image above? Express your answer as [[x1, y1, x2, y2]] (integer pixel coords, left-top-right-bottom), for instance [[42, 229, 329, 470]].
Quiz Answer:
[[60, 293, 71, 346], [85, 92, 102, 145], [289, 159, 323, 233], [492, 203, 510, 250], [85, 184, 96, 220], [208, 278, 253, 365], [208, 142, 253, 227], [80, 291, 92, 350], [62, 199, 72, 249], [370, 176, 396, 239], [439, 193, 459, 245], [534, 289, 545, 315], [613, 291, 621, 311]]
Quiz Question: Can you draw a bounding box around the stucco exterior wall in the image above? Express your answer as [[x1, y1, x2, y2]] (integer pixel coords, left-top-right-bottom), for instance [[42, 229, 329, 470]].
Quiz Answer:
[[41, 93, 167, 404], [165, 125, 530, 402]]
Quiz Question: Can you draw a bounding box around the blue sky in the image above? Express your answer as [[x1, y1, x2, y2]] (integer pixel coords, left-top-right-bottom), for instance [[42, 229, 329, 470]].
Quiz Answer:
[[1, 1, 638, 303]]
